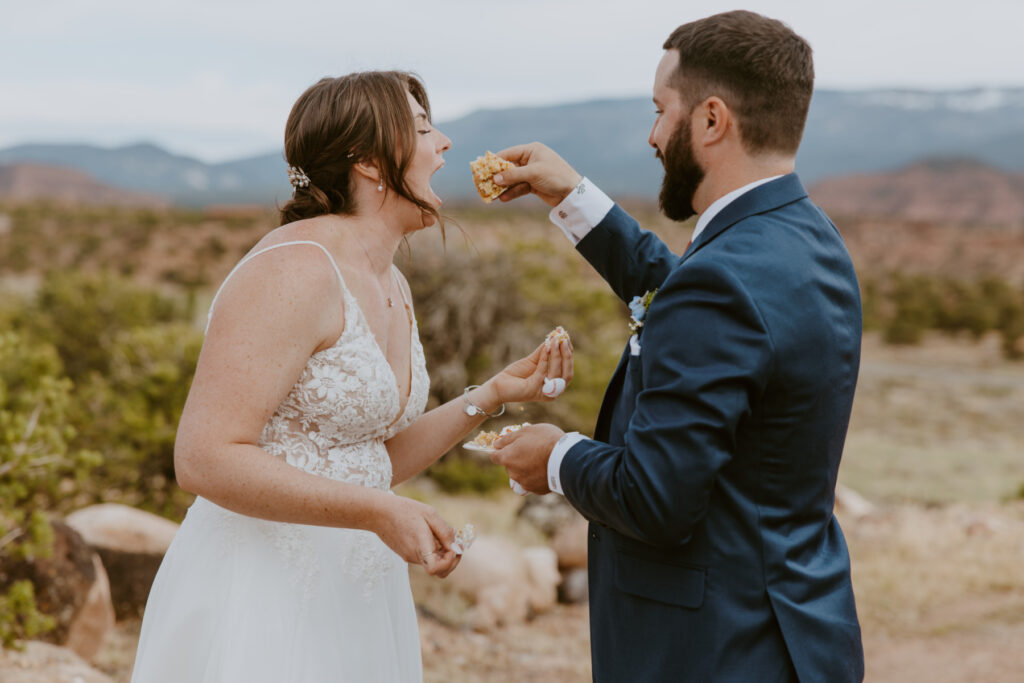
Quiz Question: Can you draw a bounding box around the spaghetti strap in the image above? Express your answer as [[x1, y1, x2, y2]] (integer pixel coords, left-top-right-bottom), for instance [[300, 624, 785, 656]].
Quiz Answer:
[[206, 240, 346, 332]]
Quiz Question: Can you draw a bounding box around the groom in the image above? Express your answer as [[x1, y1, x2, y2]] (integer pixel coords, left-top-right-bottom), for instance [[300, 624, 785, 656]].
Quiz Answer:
[[491, 10, 864, 682]]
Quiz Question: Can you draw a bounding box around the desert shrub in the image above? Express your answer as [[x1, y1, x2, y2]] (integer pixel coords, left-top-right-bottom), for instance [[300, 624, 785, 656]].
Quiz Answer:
[[860, 277, 883, 331], [883, 273, 939, 345], [998, 303, 1024, 359], [405, 237, 626, 491], [426, 455, 511, 494], [70, 323, 202, 517], [871, 272, 1024, 359], [19, 270, 187, 382], [4, 272, 201, 517], [0, 581, 54, 648], [0, 332, 101, 647]]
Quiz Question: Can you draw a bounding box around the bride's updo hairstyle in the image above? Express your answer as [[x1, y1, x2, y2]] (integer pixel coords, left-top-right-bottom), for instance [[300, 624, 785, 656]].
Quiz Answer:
[[279, 71, 440, 227]]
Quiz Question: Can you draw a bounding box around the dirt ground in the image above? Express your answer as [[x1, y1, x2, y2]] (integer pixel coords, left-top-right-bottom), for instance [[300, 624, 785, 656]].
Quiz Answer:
[[94, 502, 1024, 682]]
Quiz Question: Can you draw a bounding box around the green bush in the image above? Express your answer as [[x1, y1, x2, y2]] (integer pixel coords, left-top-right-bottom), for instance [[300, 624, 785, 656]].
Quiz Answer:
[[870, 272, 1024, 359], [405, 238, 626, 489], [4, 272, 201, 518], [0, 332, 100, 647], [70, 323, 202, 517], [20, 270, 187, 382], [0, 581, 55, 649], [426, 455, 511, 494], [860, 277, 883, 331]]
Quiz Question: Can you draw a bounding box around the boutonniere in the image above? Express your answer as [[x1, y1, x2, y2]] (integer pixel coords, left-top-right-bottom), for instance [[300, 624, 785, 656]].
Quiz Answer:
[[628, 289, 658, 334]]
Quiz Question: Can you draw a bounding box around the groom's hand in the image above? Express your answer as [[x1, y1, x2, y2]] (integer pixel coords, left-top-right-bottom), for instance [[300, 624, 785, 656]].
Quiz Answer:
[[493, 143, 583, 207], [490, 423, 565, 494]]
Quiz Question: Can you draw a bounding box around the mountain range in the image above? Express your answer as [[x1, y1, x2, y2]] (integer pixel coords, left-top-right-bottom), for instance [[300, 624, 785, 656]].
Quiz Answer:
[[1, 87, 1022, 206], [809, 158, 1024, 226]]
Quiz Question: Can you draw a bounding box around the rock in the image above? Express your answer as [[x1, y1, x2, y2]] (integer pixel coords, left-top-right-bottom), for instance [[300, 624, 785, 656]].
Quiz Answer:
[[65, 503, 179, 620], [550, 515, 589, 570], [522, 546, 560, 614], [0, 641, 114, 683], [834, 484, 875, 519], [64, 554, 116, 662], [517, 495, 578, 537], [65, 503, 179, 556], [447, 535, 561, 631], [0, 520, 111, 657], [558, 567, 589, 604]]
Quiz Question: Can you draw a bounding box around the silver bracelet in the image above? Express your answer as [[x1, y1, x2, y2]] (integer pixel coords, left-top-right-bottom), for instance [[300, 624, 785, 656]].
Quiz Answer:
[[462, 385, 505, 418]]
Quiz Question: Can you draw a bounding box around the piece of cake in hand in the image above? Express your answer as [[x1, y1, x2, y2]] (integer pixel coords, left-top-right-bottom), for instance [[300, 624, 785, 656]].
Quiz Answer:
[[467, 423, 532, 451], [470, 151, 516, 203], [545, 326, 570, 345], [470, 430, 500, 449], [453, 523, 476, 555]]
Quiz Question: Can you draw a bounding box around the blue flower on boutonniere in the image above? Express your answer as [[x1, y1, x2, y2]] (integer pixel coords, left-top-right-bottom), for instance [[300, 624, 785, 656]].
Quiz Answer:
[[628, 289, 658, 334]]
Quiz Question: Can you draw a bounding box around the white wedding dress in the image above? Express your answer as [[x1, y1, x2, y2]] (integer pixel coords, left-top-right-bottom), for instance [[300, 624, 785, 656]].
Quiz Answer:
[[131, 241, 430, 682]]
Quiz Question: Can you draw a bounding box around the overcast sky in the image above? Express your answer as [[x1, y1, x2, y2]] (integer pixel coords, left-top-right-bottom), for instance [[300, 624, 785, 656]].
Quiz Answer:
[[2, 0, 1022, 161]]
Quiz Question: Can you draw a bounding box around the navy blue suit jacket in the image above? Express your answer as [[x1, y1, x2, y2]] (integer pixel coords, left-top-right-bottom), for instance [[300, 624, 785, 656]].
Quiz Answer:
[[562, 175, 864, 682]]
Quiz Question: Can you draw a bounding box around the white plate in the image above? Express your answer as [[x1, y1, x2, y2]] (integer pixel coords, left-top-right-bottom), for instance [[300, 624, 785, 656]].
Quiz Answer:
[[462, 442, 496, 453]]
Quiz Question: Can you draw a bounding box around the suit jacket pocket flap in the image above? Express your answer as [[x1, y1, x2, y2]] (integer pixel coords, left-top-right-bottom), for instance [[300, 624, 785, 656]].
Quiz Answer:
[[614, 552, 705, 608]]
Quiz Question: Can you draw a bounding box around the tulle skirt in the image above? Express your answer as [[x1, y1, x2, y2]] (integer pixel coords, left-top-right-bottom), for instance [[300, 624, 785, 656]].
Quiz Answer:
[[130, 496, 421, 682]]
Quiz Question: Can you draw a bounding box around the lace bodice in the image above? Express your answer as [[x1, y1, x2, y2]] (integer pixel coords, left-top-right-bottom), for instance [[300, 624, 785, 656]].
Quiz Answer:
[[207, 240, 430, 491], [199, 240, 430, 598]]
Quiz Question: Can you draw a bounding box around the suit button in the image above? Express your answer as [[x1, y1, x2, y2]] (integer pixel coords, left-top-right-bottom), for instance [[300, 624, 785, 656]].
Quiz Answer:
[[590, 531, 598, 539]]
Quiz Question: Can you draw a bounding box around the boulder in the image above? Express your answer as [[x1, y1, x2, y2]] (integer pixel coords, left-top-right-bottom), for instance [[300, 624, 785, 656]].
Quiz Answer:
[[521, 546, 559, 614], [448, 535, 561, 631], [0, 520, 114, 661], [65, 554, 116, 662], [517, 495, 578, 537], [65, 503, 179, 620], [0, 641, 114, 683], [834, 484, 875, 520], [550, 515, 589, 570], [558, 567, 589, 604]]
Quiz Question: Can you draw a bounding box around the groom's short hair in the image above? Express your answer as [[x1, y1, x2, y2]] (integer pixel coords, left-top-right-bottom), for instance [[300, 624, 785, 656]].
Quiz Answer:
[[663, 10, 814, 156]]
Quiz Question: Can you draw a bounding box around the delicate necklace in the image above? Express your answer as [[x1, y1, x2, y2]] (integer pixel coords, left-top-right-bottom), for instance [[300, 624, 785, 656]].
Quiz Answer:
[[350, 229, 396, 308]]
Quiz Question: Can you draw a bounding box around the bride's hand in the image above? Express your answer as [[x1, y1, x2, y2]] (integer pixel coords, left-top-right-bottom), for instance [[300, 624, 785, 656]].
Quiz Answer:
[[490, 333, 574, 405], [372, 497, 461, 578]]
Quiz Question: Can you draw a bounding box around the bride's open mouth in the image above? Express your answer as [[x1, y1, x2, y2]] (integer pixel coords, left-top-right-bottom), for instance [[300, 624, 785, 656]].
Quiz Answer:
[[428, 161, 445, 206]]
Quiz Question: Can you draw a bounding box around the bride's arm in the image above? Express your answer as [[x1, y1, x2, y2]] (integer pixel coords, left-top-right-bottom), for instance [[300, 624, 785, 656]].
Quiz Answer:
[[174, 246, 457, 575], [386, 274, 573, 485], [386, 380, 504, 486]]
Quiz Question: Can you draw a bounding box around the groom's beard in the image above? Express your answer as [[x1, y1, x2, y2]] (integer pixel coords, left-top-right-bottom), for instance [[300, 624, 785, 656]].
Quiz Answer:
[[657, 123, 705, 222]]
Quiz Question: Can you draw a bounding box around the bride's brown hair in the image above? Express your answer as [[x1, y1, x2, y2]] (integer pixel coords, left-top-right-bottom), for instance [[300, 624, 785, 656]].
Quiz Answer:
[[279, 71, 440, 227]]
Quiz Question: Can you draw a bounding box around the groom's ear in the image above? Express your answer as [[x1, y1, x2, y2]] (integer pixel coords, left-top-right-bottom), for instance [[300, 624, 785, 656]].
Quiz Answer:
[[696, 97, 731, 147]]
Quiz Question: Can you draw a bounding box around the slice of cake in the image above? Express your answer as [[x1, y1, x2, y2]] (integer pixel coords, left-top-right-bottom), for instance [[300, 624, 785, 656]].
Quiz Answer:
[[546, 326, 570, 344], [469, 423, 532, 449], [469, 151, 516, 203]]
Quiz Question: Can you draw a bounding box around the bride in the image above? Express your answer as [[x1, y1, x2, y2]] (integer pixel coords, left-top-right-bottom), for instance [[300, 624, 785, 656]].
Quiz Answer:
[[130, 71, 573, 682]]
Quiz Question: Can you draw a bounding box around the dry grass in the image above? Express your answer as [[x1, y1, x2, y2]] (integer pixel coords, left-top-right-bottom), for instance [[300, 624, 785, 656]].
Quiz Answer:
[[841, 332, 1024, 503]]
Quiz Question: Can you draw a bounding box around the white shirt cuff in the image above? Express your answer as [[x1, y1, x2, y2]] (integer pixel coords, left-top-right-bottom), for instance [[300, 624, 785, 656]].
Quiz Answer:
[[547, 431, 587, 495], [548, 177, 614, 245]]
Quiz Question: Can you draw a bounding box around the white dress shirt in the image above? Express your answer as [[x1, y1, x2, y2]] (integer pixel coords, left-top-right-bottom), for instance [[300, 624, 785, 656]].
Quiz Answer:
[[544, 175, 783, 495]]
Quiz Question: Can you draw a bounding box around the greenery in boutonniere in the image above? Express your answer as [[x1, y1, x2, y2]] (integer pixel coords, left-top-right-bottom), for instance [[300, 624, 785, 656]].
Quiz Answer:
[[628, 289, 658, 334]]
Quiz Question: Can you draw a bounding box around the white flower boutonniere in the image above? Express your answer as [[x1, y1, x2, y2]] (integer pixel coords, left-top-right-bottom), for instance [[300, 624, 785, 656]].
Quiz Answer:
[[627, 289, 658, 334]]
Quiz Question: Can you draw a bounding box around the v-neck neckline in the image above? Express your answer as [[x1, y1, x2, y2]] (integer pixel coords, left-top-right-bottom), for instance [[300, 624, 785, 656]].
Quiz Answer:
[[336, 265, 415, 429]]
